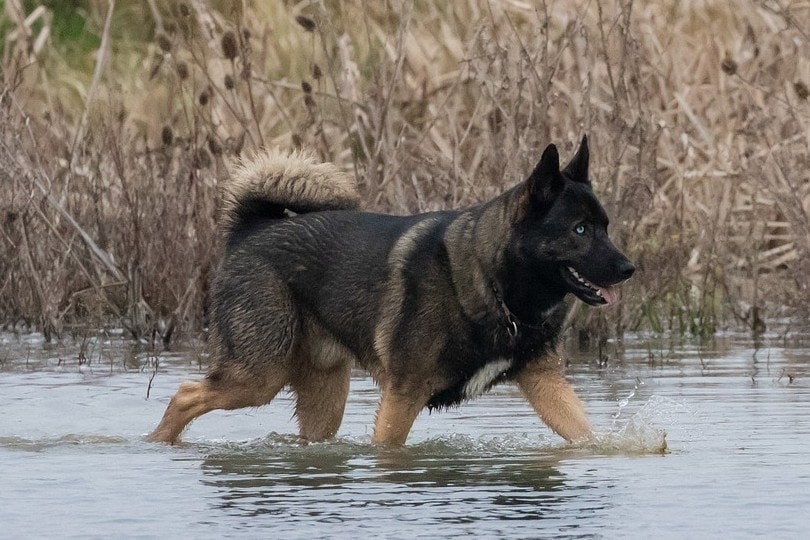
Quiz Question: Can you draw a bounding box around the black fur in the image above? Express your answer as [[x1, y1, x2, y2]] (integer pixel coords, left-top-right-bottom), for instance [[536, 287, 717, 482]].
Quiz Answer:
[[215, 137, 633, 409]]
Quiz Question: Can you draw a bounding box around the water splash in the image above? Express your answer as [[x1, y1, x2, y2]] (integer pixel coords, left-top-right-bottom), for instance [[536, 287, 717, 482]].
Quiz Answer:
[[613, 387, 637, 422], [409, 433, 551, 455], [582, 395, 688, 455], [193, 432, 557, 462], [198, 432, 374, 457]]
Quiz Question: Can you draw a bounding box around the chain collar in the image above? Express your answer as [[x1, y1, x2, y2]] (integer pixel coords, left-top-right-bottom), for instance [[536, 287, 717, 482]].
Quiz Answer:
[[491, 282, 519, 341], [490, 281, 552, 345]]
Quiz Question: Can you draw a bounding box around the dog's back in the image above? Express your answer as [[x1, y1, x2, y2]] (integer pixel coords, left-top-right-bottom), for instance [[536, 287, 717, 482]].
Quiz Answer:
[[216, 208, 444, 366]]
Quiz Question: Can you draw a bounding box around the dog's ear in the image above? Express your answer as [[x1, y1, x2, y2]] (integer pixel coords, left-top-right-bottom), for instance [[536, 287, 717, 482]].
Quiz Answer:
[[562, 135, 589, 184], [526, 143, 565, 203]]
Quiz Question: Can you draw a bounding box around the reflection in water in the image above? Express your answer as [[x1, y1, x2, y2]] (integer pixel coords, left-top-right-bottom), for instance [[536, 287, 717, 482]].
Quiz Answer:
[[197, 435, 610, 531]]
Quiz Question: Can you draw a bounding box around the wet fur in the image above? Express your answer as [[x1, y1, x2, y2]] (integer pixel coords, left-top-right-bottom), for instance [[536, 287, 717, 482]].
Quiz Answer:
[[149, 137, 633, 446]]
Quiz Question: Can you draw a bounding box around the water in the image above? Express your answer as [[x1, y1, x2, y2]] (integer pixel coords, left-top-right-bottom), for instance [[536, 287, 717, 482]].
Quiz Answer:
[[2, 331, 809, 538]]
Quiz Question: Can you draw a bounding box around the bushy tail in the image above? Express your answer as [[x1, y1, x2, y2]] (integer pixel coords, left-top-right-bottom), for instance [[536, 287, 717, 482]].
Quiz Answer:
[[221, 149, 360, 234]]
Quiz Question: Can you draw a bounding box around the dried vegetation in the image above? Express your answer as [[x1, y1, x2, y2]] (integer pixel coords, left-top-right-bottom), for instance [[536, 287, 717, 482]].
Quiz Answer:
[[1, 0, 808, 343]]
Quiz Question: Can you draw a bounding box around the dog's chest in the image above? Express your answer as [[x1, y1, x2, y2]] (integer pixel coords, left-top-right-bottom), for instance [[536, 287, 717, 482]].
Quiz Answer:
[[462, 358, 513, 399]]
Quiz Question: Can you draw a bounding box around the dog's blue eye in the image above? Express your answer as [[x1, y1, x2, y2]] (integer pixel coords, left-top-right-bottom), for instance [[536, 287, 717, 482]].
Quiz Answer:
[[575, 224, 587, 235]]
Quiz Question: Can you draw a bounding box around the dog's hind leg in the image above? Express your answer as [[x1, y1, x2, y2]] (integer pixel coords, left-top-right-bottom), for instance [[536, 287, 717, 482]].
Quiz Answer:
[[148, 269, 302, 444], [516, 355, 592, 443], [147, 370, 289, 445], [291, 361, 352, 442]]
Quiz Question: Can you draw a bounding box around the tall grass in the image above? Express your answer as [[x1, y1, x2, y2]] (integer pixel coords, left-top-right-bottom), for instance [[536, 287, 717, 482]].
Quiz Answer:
[[1, 0, 808, 343]]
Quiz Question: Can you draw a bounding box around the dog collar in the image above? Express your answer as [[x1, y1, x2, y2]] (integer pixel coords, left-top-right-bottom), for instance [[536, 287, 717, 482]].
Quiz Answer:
[[491, 282, 519, 341], [490, 281, 553, 345]]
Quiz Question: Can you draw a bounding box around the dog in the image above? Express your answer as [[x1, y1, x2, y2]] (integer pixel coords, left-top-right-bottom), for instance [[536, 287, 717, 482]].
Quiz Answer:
[[148, 136, 634, 446]]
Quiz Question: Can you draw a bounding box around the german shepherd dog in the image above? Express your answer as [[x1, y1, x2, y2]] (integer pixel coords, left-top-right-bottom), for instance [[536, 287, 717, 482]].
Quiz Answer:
[[149, 136, 634, 446]]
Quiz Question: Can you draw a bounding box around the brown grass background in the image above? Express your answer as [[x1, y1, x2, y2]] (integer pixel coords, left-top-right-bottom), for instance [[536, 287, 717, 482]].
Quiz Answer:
[[1, 0, 808, 343]]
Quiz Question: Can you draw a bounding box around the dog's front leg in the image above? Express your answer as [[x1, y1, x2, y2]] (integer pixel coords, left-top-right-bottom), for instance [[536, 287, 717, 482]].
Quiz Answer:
[[372, 384, 430, 446], [516, 356, 592, 442]]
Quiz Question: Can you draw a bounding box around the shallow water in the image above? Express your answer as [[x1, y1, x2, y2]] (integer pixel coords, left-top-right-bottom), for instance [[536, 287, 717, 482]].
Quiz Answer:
[[2, 331, 809, 538]]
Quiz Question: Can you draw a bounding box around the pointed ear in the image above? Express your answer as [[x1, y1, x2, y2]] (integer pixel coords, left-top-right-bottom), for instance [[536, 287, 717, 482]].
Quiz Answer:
[[562, 135, 590, 184], [526, 143, 564, 203]]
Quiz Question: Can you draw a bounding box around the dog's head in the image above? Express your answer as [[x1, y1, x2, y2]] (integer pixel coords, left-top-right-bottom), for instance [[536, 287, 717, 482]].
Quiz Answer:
[[512, 136, 635, 306]]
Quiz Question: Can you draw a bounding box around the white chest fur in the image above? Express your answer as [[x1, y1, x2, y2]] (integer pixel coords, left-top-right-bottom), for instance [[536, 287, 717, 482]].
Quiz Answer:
[[463, 358, 513, 399]]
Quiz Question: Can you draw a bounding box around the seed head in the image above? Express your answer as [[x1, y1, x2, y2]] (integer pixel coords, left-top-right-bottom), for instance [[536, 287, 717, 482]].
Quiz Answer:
[[194, 149, 212, 169], [301, 81, 312, 94], [221, 31, 239, 60], [157, 33, 172, 53], [161, 126, 174, 146], [176, 61, 189, 80], [224, 74, 235, 90], [795, 81, 808, 101], [295, 15, 316, 32], [721, 55, 737, 76], [207, 136, 222, 156]]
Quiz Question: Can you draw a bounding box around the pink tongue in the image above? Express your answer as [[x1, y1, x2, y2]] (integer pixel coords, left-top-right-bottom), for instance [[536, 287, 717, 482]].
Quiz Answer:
[[599, 285, 620, 305]]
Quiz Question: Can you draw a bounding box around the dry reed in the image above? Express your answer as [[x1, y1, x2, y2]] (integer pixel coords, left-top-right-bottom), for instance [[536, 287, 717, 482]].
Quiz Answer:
[[1, 0, 808, 343]]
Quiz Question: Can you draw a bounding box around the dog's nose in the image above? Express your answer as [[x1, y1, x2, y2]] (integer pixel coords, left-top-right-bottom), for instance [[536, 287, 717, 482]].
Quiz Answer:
[[617, 260, 635, 280]]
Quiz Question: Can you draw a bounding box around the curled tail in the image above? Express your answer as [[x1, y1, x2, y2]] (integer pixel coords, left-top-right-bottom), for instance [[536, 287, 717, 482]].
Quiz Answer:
[[221, 149, 360, 234]]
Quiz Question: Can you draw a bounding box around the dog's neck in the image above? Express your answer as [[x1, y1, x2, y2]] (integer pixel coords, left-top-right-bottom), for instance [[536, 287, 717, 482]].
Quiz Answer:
[[488, 280, 560, 341], [443, 205, 567, 343], [443, 211, 504, 323]]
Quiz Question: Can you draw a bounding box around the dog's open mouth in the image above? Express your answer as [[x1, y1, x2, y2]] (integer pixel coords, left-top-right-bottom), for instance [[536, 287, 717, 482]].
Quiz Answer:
[[562, 266, 622, 306]]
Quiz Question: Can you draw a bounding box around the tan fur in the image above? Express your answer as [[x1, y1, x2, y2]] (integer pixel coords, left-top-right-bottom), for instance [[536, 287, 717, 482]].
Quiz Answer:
[[147, 376, 288, 444], [150, 319, 361, 444], [292, 321, 356, 440], [443, 213, 495, 319], [516, 354, 592, 442], [373, 217, 442, 370], [222, 149, 360, 230], [303, 319, 357, 371], [291, 361, 352, 442], [373, 385, 432, 446]]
